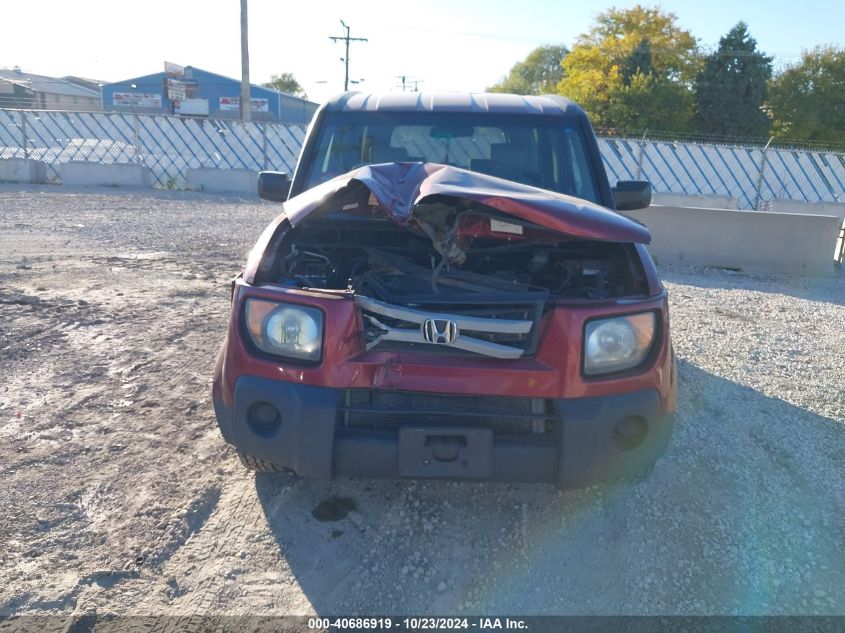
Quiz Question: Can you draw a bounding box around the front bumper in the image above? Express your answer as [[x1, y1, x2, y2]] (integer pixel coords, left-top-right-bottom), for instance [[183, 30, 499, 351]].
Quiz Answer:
[[214, 376, 674, 488]]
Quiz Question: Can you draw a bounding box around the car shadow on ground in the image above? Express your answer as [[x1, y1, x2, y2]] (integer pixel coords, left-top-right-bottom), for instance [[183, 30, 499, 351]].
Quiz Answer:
[[254, 359, 844, 615]]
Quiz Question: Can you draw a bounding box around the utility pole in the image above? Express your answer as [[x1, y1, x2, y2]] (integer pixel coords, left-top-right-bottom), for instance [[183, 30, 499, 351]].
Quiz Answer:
[[395, 76, 423, 93], [330, 20, 368, 91], [239, 0, 251, 122]]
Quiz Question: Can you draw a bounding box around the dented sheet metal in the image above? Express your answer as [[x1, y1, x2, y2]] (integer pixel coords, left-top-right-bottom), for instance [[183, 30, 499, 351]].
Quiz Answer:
[[282, 162, 651, 244]]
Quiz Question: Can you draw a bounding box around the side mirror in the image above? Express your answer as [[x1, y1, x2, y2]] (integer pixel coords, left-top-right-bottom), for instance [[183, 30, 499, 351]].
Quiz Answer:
[[612, 180, 652, 211], [258, 171, 291, 202]]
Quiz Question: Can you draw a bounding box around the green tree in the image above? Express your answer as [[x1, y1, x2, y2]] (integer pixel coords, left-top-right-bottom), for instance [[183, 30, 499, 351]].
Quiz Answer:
[[557, 5, 700, 133], [263, 73, 307, 99], [622, 38, 653, 84], [767, 46, 845, 144], [488, 45, 569, 94], [608, 71, 693, 132], [693, 22, 772, 137]]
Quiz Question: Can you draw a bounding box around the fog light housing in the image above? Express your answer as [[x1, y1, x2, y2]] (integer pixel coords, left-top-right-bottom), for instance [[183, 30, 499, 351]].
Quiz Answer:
[[614, 416, 647, 451], [248, 401, 281, 436]]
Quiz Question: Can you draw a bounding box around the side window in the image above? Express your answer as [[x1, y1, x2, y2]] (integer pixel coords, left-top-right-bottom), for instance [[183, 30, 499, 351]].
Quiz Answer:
[[318, 132, 335, 175], [561, 128, 597, 201], [309, 126, 367, 184]]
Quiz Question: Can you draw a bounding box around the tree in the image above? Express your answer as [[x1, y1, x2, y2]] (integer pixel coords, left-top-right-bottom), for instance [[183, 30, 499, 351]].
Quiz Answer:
[[693, 22, 772, 137], [488, 45, 569, 94], [622, 39, 653, 85], [608, 71, 694, 132], [263, 73, 307, 99], [767, 46, 845, 144], [556, 5, 700, 133]]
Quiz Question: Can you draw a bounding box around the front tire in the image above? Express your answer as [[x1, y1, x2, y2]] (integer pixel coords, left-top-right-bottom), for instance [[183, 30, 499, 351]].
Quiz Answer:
[[237, 451, 293, 474]]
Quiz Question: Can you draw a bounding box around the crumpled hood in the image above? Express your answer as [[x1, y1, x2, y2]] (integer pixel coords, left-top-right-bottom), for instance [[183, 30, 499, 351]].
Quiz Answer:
[[283, 162, 650, 243]]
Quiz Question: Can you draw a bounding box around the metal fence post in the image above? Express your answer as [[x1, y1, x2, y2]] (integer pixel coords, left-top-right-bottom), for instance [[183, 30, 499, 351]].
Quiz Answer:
[[635, 130, 647, 180], [19, 110, 29, 159], [133, 114, 141, 164], [262, 122, 268, 170], [754, 136, 773, 210]]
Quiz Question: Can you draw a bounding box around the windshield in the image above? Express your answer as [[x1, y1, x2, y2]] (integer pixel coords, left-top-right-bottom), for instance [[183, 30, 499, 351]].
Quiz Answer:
[[301, 111, 600, 203]]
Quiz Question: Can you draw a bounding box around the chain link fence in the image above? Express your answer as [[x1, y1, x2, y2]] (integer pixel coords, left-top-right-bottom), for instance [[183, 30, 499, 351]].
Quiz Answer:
[[0, 109, 305, 188], [599, 135, 845, 210], [2, 108, 844, 210]]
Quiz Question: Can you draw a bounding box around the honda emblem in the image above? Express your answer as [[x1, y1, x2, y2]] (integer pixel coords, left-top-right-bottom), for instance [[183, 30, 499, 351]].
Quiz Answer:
[[422, 319, 458, 345]]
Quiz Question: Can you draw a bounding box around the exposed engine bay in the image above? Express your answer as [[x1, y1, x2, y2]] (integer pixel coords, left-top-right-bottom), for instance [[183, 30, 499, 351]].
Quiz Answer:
[[264, 199, 649, 358]]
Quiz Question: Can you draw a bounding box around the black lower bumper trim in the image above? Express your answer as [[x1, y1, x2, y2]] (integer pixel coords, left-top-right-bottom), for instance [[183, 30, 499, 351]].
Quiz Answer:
[[213, 376, 674, 488]]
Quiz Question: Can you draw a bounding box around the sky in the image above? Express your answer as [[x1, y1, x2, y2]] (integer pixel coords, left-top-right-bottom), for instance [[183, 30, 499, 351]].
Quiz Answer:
[[2, 0, 843, 103]]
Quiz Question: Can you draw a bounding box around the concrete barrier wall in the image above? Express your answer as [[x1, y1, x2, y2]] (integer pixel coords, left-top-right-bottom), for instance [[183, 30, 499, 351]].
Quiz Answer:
[[768, 199, 845, 222], [187, 168, 257, 194], [651, 192, 738, 209], [61, 162, 152, 188], [0, 159, 48, 184], [627, 206, 841, 277]]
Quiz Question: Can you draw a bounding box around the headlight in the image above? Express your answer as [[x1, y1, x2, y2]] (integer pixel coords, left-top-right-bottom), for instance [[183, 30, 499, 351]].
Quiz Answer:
[[245, 299, 323, 362], [584, 312, 656, 375]]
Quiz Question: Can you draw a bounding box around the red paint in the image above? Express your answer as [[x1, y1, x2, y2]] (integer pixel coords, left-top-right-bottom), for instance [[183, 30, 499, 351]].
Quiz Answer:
[[214, 279, 676, 415], [226, 163, 674, 417]]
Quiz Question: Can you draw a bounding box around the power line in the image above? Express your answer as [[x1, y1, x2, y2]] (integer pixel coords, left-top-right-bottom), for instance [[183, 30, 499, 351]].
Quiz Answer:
[[329, 20, 368, 92]]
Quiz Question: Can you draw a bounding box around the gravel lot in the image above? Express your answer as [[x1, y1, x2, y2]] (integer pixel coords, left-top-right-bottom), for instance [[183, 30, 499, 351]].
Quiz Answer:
[[1, 185, 843, 618]]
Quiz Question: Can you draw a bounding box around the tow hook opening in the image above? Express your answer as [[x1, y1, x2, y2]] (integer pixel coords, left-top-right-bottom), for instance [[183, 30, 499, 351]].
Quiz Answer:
[[425, 435, 469, 462]]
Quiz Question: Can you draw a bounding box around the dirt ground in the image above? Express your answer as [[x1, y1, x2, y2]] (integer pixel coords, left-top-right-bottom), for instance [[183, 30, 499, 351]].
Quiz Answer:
[[1, 185, 843, 618]]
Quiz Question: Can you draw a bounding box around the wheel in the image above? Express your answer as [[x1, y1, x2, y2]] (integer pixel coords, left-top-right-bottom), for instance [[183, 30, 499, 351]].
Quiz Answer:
[[237, 451, 292, 474]]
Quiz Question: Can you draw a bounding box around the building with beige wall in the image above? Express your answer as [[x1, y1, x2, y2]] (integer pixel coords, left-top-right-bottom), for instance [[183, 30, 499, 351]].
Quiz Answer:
[[0, 67, 101, 111]]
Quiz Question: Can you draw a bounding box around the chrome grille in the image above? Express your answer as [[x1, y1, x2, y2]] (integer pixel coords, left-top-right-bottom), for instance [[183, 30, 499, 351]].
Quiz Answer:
[[358, 295, 544, 358]]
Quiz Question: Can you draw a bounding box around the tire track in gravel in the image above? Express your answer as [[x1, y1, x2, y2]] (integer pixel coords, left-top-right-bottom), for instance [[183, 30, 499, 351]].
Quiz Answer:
[[1, 253, 243, 614], [136, 474, 311, 623]]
